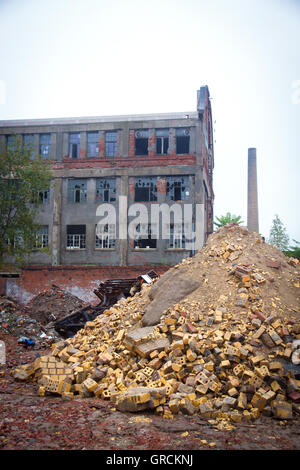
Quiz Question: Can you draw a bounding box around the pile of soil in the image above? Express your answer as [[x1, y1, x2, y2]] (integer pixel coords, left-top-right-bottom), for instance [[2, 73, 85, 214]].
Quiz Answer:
[[11, 224, 300, 425], [27, 284, 86, 326], [142, 223, 300, 326]]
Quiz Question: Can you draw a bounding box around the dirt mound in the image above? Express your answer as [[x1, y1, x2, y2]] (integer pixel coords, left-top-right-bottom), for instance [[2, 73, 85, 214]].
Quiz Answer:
[[27, 284, 86, 326], [11, 224, 300, 424], [143, 224, 299, 326]]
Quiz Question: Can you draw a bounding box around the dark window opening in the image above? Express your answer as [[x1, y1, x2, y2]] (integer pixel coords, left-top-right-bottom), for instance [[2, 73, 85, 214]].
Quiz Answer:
[[176, 128, 190, 154], [134, 177, 157, 202], [135, 130, 148, 156], [69, 133, 80, 159], [67, 225, 86, 249], [134, 224, 157, 249]]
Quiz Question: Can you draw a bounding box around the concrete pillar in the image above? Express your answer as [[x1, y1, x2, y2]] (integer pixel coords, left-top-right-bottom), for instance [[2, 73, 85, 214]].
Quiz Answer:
[[247, 148, 259, 233], [50, 132, 56, 161], [119, 176, 128, 266], [52, 177, 62, 265]]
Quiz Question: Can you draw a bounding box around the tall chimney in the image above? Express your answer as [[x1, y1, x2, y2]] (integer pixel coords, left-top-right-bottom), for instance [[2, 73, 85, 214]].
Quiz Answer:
[[247, 148, 259, 233]]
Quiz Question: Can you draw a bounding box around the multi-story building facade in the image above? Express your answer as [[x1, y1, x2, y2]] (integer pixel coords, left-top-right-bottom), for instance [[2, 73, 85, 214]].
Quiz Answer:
[[0, 86, 214, 268]]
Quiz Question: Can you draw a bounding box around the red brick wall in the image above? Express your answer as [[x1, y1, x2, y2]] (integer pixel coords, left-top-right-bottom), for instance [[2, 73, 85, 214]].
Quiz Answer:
[[6, 265, 170, 306], [53, 154, 196, 170]]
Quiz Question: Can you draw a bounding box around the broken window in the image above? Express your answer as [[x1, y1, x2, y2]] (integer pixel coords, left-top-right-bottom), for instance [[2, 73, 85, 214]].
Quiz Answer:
[[67, 225, 86, 249], [176, 128, 190, 154], [35, 226, 49, 248], [105, 131, 118, 157], [134, 223, 157, 249], [39, 134, 51, 159], [32, 189, 50, 204], [67, 179, 87, 203], [95, 223, 116, 249], [23, 134, 35, 159], [134, 177, 157, 202], [87, 132, 99, 157], [96, 178, 116, 202], [156, 129, 169, 155], [166, 176, 189, 201], [166, 223, 186, 249], [135, 130, 148, 156], [69, 133, 80, 159]]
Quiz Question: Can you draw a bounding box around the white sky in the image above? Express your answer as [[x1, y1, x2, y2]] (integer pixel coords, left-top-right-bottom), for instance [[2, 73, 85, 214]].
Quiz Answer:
[[0, 0, 299, 243]]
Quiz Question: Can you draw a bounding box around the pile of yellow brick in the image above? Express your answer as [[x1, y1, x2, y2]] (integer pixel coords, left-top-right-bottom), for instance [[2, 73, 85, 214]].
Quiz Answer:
[[12, 261, 300, 423]]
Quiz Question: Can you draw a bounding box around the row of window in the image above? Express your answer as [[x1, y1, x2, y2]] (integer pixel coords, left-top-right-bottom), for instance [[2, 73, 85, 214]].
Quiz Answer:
[[38, 224, 187, 250], [68, 176, 190, 204], [35, 176, 191, 205], [5, 127, 191, 159]]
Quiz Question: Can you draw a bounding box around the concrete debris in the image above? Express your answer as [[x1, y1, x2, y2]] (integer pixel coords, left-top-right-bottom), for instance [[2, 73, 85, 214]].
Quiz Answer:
[[12, 224, 300, 423]]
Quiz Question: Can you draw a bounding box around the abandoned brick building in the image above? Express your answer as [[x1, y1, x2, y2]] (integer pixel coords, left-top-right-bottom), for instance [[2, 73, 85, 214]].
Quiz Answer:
[[0, 86, 214, 270]]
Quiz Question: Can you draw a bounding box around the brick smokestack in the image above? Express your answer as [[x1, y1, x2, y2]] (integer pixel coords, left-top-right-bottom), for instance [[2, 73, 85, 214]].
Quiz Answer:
[[247, 148, 259, 233]]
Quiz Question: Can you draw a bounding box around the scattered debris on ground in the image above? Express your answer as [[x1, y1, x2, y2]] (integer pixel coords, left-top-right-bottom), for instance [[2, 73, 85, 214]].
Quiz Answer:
[[27, 284, 86, 326], [11, 224, 300, 431], [0, 296, 60, 347], [53, 271, 158, 338]]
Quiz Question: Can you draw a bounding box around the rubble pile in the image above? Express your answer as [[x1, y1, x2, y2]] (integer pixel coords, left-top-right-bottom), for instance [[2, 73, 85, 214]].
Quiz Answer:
[[12, 224, 300, 424], [28, 284, 86, 326], [0, 296, 60, 346]]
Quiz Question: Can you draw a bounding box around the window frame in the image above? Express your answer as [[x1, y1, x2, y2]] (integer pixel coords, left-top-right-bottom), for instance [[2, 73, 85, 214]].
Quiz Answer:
[[133, 223, 157, 250], [87, 131, 99, 158], [95, 177, 116, 203], [39, 134, 51, 159], [105, 131, 118, 157], [69, 133, 81, 159], [134, 176, 157, 202], [66, 225, 86, 250], [67, 179, 87, 204], [134, 130, 149, 156], [95, 223, 116, 249], [176, 128, 190, 155], [166, 176, 189, 201]]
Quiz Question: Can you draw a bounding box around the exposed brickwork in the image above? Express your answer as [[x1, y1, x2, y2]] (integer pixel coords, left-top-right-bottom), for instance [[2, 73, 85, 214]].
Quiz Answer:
[[52, 154, 196, 170], [6, 265, 170, 305], [157, 176, 166, 195], [98, 132, 105, 158], [129, 130, 135, 157]]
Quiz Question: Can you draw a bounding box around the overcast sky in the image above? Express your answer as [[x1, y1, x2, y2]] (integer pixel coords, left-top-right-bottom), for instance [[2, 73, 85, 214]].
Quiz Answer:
[[0, 0, 299, 243]]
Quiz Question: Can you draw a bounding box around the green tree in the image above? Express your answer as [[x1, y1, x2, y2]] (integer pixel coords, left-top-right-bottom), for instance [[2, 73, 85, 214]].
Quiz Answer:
[[0, 136, 51, 266], [268, 214, 290, 251], [284, 239, 300, 260], [213, 212, 244, 228]]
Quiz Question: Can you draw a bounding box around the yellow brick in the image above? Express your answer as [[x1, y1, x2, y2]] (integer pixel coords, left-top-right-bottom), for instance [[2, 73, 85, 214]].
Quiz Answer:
[[186, 349, 197, 362], [82, 378, 98, 392], [171, 363, 182, 372]]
